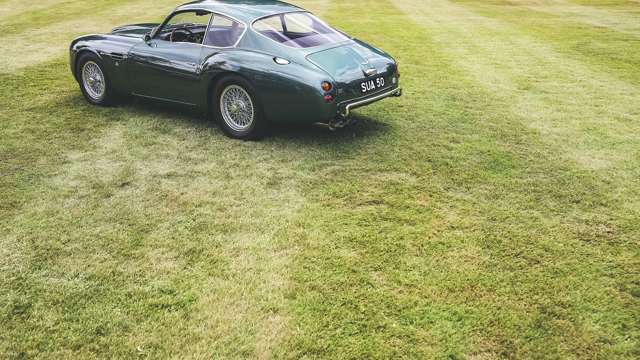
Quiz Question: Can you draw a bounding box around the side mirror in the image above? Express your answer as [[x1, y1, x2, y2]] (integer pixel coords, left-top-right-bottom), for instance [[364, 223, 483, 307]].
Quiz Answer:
[[144, 33, 152, 43]]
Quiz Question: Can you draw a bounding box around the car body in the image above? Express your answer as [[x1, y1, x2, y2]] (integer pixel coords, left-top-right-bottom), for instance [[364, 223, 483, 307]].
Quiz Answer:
[[70, 0, 402, 139]]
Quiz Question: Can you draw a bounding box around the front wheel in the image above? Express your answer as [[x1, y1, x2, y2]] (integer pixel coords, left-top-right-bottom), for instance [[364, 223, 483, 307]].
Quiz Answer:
[[77, 53, 115, 106], [213, 76, 266, 140]]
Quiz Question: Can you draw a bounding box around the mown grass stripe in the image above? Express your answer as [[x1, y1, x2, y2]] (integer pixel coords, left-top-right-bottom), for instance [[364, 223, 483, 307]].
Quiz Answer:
[[395, 0, 640, 239], [399, 0, 640, 172], [0, 0, 69, 20], [456, 0, 640, 86], [518, 0, 640, 37], [283, 0, 639, 358], [0, 0, 139, 37], [568, 0, 640, 8]]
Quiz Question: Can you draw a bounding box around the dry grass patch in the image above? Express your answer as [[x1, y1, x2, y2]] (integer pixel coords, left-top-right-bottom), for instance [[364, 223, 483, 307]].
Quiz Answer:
[[0, 0, 69, 20], [0, 0, 177, 72]]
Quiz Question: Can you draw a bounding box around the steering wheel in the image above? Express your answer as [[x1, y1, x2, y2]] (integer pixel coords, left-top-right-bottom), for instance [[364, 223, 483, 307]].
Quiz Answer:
[[170, 27, 196, 43]]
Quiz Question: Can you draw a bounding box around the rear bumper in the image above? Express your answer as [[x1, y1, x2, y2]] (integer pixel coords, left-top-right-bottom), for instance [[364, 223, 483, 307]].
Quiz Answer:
[[338, 87, 403, 118]]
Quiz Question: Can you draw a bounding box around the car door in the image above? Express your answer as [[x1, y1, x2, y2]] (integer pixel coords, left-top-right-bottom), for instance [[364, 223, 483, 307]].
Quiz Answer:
[[127, 10, 211, 105]]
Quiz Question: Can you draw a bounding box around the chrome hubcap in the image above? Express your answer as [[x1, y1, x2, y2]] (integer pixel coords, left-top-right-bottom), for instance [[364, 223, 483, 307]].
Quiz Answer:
[[220, 85, 254, 132], [82, 61, 105, 100]]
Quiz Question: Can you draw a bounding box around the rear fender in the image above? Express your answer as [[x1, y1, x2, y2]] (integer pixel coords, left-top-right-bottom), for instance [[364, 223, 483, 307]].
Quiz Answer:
[[201, 49, 337, 124]]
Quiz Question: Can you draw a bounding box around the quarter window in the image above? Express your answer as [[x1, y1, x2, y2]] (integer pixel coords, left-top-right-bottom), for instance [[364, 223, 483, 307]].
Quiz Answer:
[[253, 15, 284, 33], [283, 13, 315, 33], [253, 12, 349, 48], [204, 15, 246, 47]]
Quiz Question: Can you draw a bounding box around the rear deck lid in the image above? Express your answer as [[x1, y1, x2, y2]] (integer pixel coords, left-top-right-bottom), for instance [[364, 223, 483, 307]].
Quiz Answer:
[[306, 41, 395, 83]]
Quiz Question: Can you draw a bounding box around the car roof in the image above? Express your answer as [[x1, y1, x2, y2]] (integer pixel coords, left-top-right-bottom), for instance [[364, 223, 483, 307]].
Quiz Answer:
[[176, 0, 303, 23]]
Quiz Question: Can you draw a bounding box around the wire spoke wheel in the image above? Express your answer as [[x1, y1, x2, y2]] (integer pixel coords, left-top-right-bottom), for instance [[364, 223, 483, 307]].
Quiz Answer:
[[82, 61, 106, 100], [220, 85, 255, 132]]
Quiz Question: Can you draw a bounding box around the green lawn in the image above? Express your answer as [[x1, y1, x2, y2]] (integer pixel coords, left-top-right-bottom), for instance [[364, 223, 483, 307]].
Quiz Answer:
[[1, 0, 639, 358]]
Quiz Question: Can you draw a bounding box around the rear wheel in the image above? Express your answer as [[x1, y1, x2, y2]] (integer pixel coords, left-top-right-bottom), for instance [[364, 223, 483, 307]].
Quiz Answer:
[[77, 53, 115, 106], [213, 75, 266, 140]]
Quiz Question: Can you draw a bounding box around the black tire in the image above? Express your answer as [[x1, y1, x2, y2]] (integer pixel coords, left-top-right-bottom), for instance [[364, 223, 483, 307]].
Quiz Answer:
[[212, 75, 266, 140], [76, 52, 115, 106]]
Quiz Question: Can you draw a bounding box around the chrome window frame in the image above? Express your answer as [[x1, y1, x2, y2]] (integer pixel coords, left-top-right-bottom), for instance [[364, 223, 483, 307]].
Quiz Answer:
[[152, 9, 212, 45], [250, 11, 352, 50]]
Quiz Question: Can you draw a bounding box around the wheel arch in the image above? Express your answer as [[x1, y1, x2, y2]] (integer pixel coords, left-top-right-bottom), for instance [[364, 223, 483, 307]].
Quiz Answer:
[[72, 48, 104, 82], [206, 71, 258, 115]]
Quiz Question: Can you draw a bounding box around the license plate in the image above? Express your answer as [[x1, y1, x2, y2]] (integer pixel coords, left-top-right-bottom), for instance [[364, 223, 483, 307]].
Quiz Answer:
[[361, 77, 386, 94]]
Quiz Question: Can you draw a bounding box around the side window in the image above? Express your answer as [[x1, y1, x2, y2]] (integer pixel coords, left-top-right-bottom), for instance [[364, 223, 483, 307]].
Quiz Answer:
[[204, 15, 246, 47], [157, 11, 211, 44]]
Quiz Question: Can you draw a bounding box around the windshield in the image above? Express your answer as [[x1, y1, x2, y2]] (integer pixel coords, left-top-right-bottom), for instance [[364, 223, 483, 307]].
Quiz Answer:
[[253, 12, 349, 48]]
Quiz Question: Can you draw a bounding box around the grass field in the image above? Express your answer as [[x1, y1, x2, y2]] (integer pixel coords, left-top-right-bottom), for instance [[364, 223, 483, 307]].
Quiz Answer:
[[1, 0, 639, 358]]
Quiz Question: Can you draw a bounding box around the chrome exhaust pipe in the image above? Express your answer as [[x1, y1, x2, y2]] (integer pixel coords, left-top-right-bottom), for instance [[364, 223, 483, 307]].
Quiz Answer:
[[328, 116, 358, 131], [313, 117, 358, 131]]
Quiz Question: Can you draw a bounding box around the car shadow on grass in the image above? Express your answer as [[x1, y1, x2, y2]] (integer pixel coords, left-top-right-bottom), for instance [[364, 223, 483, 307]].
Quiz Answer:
[[98, 96, 392, 147], [270, 116, 391, 144]]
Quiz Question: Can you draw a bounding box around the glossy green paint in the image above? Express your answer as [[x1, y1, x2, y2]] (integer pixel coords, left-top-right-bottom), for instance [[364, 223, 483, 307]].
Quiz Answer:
[[70, 0, 401, 124]]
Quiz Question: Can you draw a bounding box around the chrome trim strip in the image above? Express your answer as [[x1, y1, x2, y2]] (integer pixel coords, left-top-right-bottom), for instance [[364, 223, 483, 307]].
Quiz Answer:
[[340, 87, 402, 117], [365, 68, 378, 77], [132, 92, 197, 106]]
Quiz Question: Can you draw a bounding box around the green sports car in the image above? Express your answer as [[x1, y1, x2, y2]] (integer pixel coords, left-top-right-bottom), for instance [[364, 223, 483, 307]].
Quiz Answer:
[[70, 0, 402, 140]]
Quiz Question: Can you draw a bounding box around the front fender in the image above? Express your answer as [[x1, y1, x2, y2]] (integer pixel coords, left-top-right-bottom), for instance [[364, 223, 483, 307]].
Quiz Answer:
[[70, 34, 140, 93], [201, 49, 337, 124], [70, 35, 107, 81]]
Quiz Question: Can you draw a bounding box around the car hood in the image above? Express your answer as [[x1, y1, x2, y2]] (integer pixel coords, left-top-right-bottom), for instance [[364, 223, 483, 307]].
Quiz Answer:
[[306, 40, 396, 83], [111, 23, 159, 38]]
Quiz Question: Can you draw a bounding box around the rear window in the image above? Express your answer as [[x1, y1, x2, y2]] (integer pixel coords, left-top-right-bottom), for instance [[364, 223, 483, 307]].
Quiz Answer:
[[253, 12, 349, 48]]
